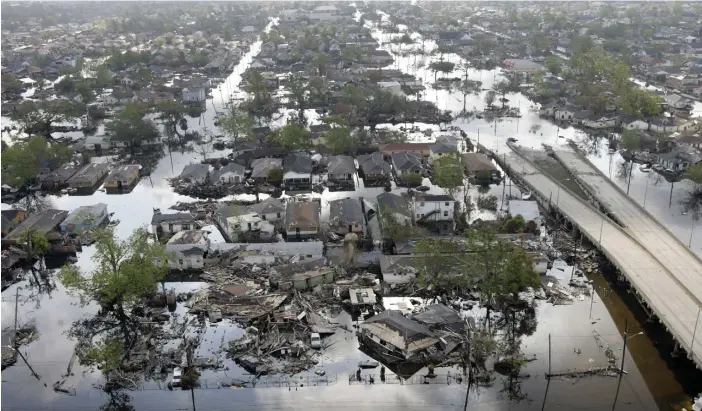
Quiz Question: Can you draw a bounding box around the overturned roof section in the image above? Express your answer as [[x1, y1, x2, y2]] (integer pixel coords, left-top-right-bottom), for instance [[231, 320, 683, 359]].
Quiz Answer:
[[413, 304, 465, 332]]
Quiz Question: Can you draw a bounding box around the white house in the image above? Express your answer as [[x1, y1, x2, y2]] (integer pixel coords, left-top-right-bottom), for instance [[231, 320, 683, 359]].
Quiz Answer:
[[582, 115, 618, 129], [249, 197, 286, 223], [412, 194, 455, 222], [120, 77, 135, 87], [554, 107, 575, 121], [182, 86, 206, 102], [378, 81, 405, 97], [307, 5, 342, 22], [225, 212, 276, 241], [165, 230, 210, 270], [151, 211, 197, 240], [623, 118, 650, 131], [210, 163, 245, 184]]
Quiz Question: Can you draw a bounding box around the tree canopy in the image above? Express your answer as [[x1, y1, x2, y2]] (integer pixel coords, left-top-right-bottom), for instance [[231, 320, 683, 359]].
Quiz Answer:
[[322, 115, 358, 153], [1, 135, 73, 188], [10, 99, 84, 136], [433, 153, 464, 197], [218, 104, 254, 145], [267, 121, 310, 150], [105, 104, 160, 153]]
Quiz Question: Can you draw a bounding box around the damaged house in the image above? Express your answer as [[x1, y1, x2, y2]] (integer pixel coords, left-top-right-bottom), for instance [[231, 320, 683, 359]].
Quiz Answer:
[[328, 198, 364, 235], [358, 310, 440, 364], [152, 210, 197, 240], [285, 201, 320, 241], [165, 230, 210, 270]]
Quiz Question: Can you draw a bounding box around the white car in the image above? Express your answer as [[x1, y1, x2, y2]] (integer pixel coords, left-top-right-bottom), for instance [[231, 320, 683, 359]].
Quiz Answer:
[[310, 333, 322, 349], [172, 367, 182, 387]]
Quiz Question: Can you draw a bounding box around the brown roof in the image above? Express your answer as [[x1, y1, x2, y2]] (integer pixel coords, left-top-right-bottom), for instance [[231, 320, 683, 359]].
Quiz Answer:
[[462, 153, 497, 172], [285, 202, 320, 230], [379, 143, 431, 152]]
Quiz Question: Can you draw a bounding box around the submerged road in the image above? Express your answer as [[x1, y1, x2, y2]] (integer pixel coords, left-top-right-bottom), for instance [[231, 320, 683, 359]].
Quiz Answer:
[[499, 149, 702, 368], [552, 149, 702, 301]]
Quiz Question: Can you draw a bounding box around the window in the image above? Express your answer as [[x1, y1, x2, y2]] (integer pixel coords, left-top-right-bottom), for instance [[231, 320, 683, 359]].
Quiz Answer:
[[179, 259, 183, 266], [277, 212, 281, 218], [168, 224, 174, 232], [417, 214, 421, 218], [444, 211, 448, 217], [234, 224, 240, 229], [445, 202, 449, 206], [261, 214, 266, 220], [182, 224, 190, 230]]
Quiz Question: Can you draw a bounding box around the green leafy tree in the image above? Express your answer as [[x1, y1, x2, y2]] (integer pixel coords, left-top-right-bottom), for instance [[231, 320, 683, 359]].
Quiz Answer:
[[18, 228, 50, 259], [618, 88, 662, 118], [323, 115, 358, 153], [428, 61, 456, 82], [218, 104, 254, 145], [503, 214, 526, 233], [244, 70, 273, 114], [60, 227, 170, 348], [75, 82, 95, 104], [268, 167, 283, 183], [377, 205, 419, 243], [288, 77, 309, 119], [1, 74, 24, 95], [106, 104, 160, 154], [401, 172, 423, 186], [155, 99, 190, 141], [1, 135, 73, 188], [484, 90, 497, 108], [267, 121, 310, 150], [10, 99, 84, 136], [312, 52, 332, 77], [545, 56, 562, 76], [433, 153, 464, 197]]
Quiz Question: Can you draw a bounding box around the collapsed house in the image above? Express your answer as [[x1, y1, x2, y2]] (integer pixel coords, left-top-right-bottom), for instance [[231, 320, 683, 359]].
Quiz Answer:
[[357, 310, 440, 364]]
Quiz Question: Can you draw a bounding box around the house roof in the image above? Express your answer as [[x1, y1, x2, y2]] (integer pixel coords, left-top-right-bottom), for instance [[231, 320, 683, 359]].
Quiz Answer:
[[357, 152, 390, 175], [376, 192, 412, 219], [380, 143, 431, 152], [414, 194, 454, 202], [430, 143, 457, 154], [462, 153, 497, 172], [327, 155, 355, 174], [251, 157, 283, 178], [105, 164, 140, 183], [285, 201, 320, 230], [363, 310, 436, 346], [179, 163, 210, 180], [61, 203, 107, 226], [413, 304, 464, 331], [1, 210, 24, 228], [391, 152, 423, 171], [4, 209, 68, 242], [167, 229, 207, 245], [284, 154, 313, 174], [43, 164, 80, 182], [250, 197, 286, 215], [329, 198, 364, 226], [67, 163, 110, 183], [151, 212, 195, 224]]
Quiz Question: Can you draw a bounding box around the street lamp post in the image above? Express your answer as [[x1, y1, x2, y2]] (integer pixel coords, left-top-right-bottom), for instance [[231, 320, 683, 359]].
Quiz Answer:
[[599, 217, 605, 245], [612, 321, 644, 411]]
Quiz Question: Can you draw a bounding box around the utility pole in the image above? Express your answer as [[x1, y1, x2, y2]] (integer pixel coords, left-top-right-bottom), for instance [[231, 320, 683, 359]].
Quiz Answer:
[[462, 339, 473, 411], [185, 337, 197, 411], [13, 288, 20, 347], [611, 319, 628, 411], [541, 334, 552, 411]]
